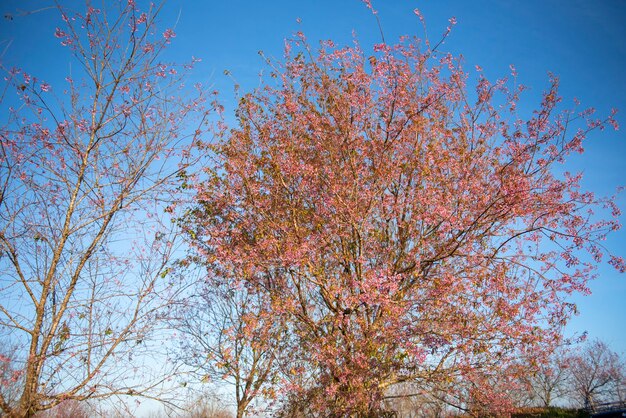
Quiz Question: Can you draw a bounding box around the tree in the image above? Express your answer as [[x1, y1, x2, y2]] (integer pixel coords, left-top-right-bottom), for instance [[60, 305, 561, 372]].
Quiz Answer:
[[517, 347, 571, 408], [567, 339, 624, 409], [0, 2, 208, 416], [34, 399, 90, 418], [0, 346, 24, 411], [175, 276, 282, 418], [382, 382, 451, 418], [177, 391, 233, 418], [185, 14, 622, 418]]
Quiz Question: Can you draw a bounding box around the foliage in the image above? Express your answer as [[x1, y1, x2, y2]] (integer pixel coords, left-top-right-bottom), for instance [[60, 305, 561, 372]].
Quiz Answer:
[[185, 13, 622, 418]]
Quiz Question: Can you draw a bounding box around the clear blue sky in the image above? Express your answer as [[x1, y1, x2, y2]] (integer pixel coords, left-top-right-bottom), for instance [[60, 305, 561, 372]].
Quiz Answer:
[[1, 0, 625, 355]]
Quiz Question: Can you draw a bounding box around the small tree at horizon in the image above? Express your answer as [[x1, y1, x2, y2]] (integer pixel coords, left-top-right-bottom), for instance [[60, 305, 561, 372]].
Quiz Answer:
[[567, 339, 625, 409], [520, 346, 572, 408]]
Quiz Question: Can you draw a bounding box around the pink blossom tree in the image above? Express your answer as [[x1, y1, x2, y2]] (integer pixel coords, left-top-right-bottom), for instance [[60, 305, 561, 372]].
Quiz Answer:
[[185, 15, 622, 418], [0, 2, 209, 416]]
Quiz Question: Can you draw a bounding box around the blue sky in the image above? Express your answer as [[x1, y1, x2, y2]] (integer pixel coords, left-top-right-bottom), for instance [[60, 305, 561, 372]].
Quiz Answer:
[[1, 0, 625, 356]]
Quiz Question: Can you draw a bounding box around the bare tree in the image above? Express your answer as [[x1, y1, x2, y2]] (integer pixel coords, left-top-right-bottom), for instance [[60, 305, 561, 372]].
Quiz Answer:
[[175, 276, 282, 418], [524, 348, 570, 407], [34, 400, 90, 418], [383, 382, 450, 418], [567, 339, 624, 409], [0, 2, 208, 416], [182, 393, 233, 418]]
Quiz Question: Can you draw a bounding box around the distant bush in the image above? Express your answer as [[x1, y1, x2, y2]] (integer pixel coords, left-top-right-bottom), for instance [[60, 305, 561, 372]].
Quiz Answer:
[[182, 395, 233, 418], [512, 407, 589, 418]]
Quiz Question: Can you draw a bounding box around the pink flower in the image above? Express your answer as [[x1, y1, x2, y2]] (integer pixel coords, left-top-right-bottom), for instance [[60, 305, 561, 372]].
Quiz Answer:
[[40, 82, 50, 92], [163, 29, 176, 42], [609, 255, 626, 273]]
